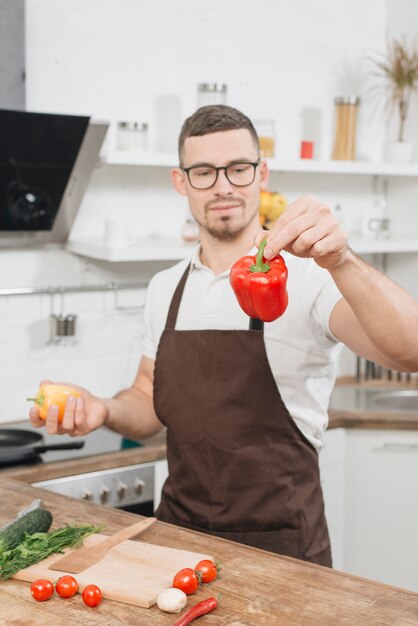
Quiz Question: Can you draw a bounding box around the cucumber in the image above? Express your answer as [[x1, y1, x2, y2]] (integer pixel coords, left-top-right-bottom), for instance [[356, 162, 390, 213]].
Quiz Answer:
[[0, 507, 53, 554], [0, 499, 42, 533]]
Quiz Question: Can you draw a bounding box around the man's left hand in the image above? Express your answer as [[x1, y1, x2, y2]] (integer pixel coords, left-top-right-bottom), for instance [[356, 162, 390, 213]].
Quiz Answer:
[[255, 195, 349, 269]]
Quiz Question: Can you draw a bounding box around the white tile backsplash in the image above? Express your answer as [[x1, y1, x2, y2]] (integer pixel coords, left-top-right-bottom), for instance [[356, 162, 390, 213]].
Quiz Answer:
[[0, 247, 167, 425]]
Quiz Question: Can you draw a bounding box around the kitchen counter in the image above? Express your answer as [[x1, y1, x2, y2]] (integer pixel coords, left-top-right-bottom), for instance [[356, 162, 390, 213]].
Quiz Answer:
[[0, 443, 167, 484], [329, 378, 418, 431], [328, 407, 418, 430], [3, 380, 418, 487], [0, 476, 417, 625]]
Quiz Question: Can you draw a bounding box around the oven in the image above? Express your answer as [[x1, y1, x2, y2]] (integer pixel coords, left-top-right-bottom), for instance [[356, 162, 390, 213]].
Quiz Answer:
[[32, 462, 157, 516]]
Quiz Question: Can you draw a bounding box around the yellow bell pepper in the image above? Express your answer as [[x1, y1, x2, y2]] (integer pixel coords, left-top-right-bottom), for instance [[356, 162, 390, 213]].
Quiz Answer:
[[27, 384, 81, 423]]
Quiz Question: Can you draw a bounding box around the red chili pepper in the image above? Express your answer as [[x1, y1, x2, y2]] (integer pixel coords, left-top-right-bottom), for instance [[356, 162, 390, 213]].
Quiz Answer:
[[172, 596, 219, 626], [229, 239, 288, 322]]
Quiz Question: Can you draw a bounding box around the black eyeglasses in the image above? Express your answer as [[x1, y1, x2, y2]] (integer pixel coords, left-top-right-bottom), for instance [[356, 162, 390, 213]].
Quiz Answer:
[[181, 161, 260, 190]]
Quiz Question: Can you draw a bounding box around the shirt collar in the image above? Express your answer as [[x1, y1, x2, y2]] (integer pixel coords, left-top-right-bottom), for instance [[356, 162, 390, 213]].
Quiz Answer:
[[189, 242, 259, 275], [189, 242, 204, 270]]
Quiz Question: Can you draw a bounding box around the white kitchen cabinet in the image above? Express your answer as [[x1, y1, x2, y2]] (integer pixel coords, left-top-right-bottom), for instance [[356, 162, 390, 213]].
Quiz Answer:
[[67, 154, 418, 262], [67, 237, 193, 262], [344, 429, 418, 592], [319, 428, 346, 570], [154, 458, 169, 511]]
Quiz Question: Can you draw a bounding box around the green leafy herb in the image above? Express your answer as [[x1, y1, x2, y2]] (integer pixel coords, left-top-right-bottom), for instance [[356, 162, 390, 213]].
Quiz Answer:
[[0, 523, 104, 579]]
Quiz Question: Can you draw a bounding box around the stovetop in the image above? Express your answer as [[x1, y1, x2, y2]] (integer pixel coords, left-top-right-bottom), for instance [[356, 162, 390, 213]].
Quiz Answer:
[[0, 419, 124, 467]]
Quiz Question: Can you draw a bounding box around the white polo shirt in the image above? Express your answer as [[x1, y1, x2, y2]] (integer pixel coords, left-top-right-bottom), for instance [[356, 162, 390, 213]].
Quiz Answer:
[[143, 244, 343, 449]]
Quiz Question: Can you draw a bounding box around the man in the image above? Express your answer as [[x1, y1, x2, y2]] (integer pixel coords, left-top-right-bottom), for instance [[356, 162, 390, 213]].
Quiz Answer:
[[30, 105, 418, 567]]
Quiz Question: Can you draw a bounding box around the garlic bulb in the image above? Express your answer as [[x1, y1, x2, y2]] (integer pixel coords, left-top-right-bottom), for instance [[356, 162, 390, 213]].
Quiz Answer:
[[156, 587, 188, 613]]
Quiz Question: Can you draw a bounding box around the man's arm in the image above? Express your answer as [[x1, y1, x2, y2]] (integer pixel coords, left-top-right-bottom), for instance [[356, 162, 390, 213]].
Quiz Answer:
[[103, 356, 164, 440], [328, 252, 418, 371], [257, 195, 418, 372]]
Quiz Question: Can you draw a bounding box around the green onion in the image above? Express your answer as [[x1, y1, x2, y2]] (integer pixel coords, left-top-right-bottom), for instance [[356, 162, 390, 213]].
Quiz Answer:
[[0, 523, 104, 579]]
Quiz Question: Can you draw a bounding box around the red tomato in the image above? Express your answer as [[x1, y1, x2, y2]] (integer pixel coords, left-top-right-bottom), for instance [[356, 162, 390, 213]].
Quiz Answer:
[[82, 584, 102, 607], [194, 559, 218, 583], [30, 578, 54, 602], [55, 575, 79, 598], [172, 567, 199, 595]]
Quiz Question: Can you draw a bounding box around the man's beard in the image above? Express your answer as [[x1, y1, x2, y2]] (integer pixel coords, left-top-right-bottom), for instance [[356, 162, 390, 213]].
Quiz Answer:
[[194, 197, 257, 241], [202, 215, 243, 240]]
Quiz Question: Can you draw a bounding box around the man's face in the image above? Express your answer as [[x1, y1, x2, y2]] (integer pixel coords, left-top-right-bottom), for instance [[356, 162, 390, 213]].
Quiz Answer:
[[172, 129, 269, 240]]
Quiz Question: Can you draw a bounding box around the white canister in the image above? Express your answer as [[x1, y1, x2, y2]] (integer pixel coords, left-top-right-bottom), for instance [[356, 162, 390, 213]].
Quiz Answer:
[[383, 141, 413, 164], [116, 122, 148, 152], [197, 84, 227, 108], [155, 95, 182, 153], [361, 210, 391, 239], [104, 218, 136, 248]]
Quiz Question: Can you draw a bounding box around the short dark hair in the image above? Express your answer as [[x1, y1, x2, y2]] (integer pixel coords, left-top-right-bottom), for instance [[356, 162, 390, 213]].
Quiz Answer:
[[178, 105, 259, 164]]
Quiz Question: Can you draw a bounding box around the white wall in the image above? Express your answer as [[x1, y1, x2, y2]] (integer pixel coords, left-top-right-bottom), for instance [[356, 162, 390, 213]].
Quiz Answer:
[[385, 0, 418, 299], [0, 247, 173, 423], [386, 0, 418, 147], [25, 0, 391, 245], [1, 1, 417, 424], [25, 0, 387, 159]]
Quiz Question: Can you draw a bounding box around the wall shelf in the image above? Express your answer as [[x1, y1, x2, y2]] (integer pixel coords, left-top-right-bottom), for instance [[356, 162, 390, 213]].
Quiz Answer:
[[84, 153, 418, 262], [267, 159, 418, 177], [349, 236, 418, 254], [101, 152, 177, 167], [67, 235, 418, 263], [67, 237, 195, 262], [101, 151, 418, 177]]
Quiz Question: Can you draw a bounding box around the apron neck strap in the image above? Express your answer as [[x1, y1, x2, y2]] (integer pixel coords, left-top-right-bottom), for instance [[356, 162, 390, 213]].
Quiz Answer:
[[164, 264, 191, 330], [249, 318, 264, 331], [164, 264, 266, 333]]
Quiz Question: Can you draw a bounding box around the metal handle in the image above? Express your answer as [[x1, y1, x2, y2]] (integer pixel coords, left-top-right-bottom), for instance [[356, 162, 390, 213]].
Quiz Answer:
[[374, 442, 418, 451], [33, 441, 85, 453]]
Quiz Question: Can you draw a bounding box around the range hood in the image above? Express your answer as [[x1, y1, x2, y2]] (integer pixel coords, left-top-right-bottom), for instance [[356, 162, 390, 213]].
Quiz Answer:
[[0, 109, 108, 246]]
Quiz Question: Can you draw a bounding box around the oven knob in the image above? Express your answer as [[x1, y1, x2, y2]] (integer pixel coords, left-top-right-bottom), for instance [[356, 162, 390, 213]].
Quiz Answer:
[[134, 479, 145, 495], [81, 488, 93, 501], [117, 482, 128, 499], [99, 486, 110, 504]]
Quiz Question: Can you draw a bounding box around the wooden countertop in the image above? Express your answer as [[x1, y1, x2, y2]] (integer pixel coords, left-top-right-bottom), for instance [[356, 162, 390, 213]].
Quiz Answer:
[[0, 476, 417, 625], [328, 408, 418, 430], [0, 444, 167, 484], [329, 378, 418, 431]]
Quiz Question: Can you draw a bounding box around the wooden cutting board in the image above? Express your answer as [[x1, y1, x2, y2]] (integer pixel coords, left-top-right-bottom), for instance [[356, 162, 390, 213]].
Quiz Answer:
[[13, 533, 213, 608]]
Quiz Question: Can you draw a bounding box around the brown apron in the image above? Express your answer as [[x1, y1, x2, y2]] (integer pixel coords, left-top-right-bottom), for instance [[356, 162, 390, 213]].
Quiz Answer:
[[154, 265, 332, 566]]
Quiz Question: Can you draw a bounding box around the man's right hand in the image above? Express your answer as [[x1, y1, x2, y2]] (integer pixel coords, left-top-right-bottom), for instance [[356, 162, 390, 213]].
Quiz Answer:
[[29, 381, 108, 437]]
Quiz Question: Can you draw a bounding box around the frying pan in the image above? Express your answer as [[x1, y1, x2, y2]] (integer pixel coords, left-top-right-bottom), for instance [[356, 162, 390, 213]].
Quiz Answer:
[[0, 429, 84, 464]]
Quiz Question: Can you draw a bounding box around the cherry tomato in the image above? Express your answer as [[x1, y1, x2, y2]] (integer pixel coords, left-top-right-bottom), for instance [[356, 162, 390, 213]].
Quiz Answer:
[[194, 559, 219, 583], [172, 567, 199, 595], [82, 584, 102, 607], [30, 578, 54, 602], [55, 575, 79, 598]]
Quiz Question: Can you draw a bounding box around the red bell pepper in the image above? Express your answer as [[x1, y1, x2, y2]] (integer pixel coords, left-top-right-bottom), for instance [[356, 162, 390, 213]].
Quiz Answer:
[[229, 239, 288, 322]]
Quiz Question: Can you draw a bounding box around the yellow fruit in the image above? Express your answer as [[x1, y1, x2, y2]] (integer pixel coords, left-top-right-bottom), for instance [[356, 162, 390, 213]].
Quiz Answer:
[[259, 191, 272, 217], [267, 193, 288, 222]]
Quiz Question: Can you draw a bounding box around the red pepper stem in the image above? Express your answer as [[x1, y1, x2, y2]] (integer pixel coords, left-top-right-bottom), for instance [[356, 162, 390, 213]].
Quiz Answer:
[[249, 239, 271, 273]]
